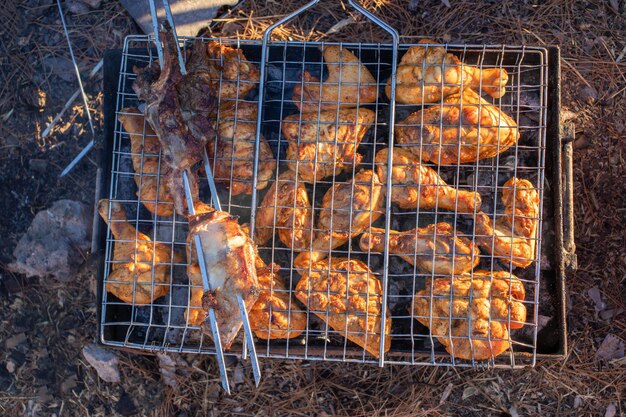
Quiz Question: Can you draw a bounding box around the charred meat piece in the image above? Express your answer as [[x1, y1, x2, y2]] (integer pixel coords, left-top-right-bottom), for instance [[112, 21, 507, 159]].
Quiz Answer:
[[412, 270, 526, 360], [474, 177, 540, 268], [375, 147, 482, 213], [295, 258, 391, 358], [387, 39, 508, 105], [395, 88, 519, 165], [282, 108, 375, 183], [293, 45, 377, 113], [254, 170, 313, 251], [98, 199, 182, 304], [208, 102, 275, 196], [294, 170, 383, 269], [360, 223, 479, 275], [186, 202, 259, 350]]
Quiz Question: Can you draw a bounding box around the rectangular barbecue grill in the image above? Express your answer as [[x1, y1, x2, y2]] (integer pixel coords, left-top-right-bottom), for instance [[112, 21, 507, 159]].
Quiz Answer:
[[94, 1, 572, 369]]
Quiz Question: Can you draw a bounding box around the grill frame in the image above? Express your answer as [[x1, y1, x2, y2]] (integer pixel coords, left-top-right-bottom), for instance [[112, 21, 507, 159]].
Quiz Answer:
[[94, 37, 568, 368]]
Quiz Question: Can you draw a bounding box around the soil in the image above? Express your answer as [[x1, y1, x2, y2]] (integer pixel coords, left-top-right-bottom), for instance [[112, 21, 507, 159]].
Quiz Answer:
[[0, 1, 624, 416]]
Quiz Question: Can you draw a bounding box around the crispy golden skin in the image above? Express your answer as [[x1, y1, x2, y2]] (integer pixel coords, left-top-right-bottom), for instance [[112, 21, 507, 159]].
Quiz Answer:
[[209, 102, 276, 195], [375, 147, 482, 213], [294, 170, 383, 268], [295, 258, 391, 358], [186, 202, 259, 350], [360, 223, 479, 275], [254, 170, 313, 251], [293, 45, 377, 113], [474, 177, 540, 268], [118, 108, 175, 217], [395, 88, 519, 165], [282, 108, 375, 183], [386, 39, 508, 105], [206, 41, 260, 102], [412, 270, 527, 360], [249, 257, 307, 339], [98, 199, 182, 305]]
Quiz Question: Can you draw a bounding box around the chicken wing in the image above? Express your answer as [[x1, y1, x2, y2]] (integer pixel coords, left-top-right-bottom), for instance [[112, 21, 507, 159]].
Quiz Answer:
[[293, 45, 377, 113], [375, 147, 481, 213], [186, 202, 259, 350], [282, 108, 375, 183], [209, 102, 276, 195], [98, 199, 182, 305], [249, 257, 307, 339], [294, 170, 383, 268], [295, 258, 391, 358], [359, 223, 479, 275], [254, 170, 313, 251], [395, 88, 519, 164], [412, 270, 526, 360], [387, 39, 508, 105], [206, 41, 260, 102], [474, 177, 540, 268]]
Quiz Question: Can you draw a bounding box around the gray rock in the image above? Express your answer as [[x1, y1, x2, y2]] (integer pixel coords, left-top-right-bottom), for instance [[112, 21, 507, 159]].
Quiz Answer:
[[82, 343, 120, 383], [8, 200, 92, 281]]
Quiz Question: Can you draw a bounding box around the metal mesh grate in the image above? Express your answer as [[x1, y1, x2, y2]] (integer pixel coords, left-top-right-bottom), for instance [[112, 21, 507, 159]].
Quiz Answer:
[[101, 33, 549, 368]]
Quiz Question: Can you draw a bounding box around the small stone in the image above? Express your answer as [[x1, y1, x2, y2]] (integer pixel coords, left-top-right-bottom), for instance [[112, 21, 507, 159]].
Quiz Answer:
[[6, 360, 16, 373], [82, 343, 120, 383], [80, 0, 102, 8], [61, 375, 77, 394], [5, 333, 26, 349], [66, 1, 90, 14], [605, 404, 617, 417], [42, 57, 78, 82]]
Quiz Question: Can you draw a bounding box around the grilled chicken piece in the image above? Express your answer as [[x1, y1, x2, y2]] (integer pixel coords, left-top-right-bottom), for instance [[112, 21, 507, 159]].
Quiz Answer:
[[133, 27, 217, 214], [206, 41, 260, 102], [249, 257, 307, 339], [186, 202, 259, 350], [387, 39, 508, 105], [98, 199, 182, 304], [375, 147, 481, 213], [294, 170, 383, 268], [209, 102, 276, 195], [282, 108, 375, 183], [395, 88, 519, 165], [474, 177, 540, 268], [412, 270, 526, 360], [360, 223, 479, 275], [295, 258, 391, 357], [293, 45, 377, 113], [254, 170, 313, 251]]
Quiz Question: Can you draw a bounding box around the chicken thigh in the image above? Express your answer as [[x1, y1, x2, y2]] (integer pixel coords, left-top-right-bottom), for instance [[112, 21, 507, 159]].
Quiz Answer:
[[375, 147, 482, 213], [359, 223, 479, 275], [295, 258, 391, 358], [395, 88, 519, 164], [254, 170, 313, 251], [98, 199, 182, 304], [474, 177, 540, 268], [412, 270, 526, 360], [293, 45, 377, 113], [206, 41, 260, 102], [282, 108, 375, 183], [294, 170, 383, 268], [387, 39, 508, 105]]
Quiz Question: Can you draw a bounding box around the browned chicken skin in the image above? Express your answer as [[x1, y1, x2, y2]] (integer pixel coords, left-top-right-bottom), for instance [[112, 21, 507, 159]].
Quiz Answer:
[[282, 108, 375, 183], [206, 41, 260, 102], [209, 102, 276, 196], [98, 199, 182, 304], [387, 39, 508, 105], [254, 170, 313, 251], [249, 257, 307, 339], [295, 258, 391, 358], [375, 147, 482, 213], [359, 223, 479, 275], [293, 45, 377, 113], [395, 88, 519, 165], [294, 170, 383, 269], [412, 270, 526, 360], [474, 177, 540, 268], [186, 202, 259, 350]]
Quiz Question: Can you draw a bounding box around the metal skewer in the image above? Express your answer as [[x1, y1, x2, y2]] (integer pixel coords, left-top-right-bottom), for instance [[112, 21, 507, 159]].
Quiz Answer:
[[153, 0, 261, 389]]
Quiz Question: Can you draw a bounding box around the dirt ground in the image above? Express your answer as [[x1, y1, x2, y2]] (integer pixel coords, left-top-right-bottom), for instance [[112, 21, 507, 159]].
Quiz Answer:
[[0, 0, 624, 416]]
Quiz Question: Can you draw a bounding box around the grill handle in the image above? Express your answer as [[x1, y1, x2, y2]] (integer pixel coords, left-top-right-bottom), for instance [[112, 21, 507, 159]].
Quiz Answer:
[[562, 122, 577, 272]]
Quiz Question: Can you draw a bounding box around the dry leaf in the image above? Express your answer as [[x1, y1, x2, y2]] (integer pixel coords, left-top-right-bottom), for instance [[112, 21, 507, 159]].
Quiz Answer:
[[597, 334, 625, 361], [439, 383, 454, 404], [441, 0, 451, 7], [608, 0, 619, 13], [587, 287, 606, 312], [605, 403, 617, 417]]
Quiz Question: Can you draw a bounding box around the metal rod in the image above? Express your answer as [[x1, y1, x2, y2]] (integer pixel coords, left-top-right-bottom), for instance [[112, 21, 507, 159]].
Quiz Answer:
[[60, 140, 95, 177]]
